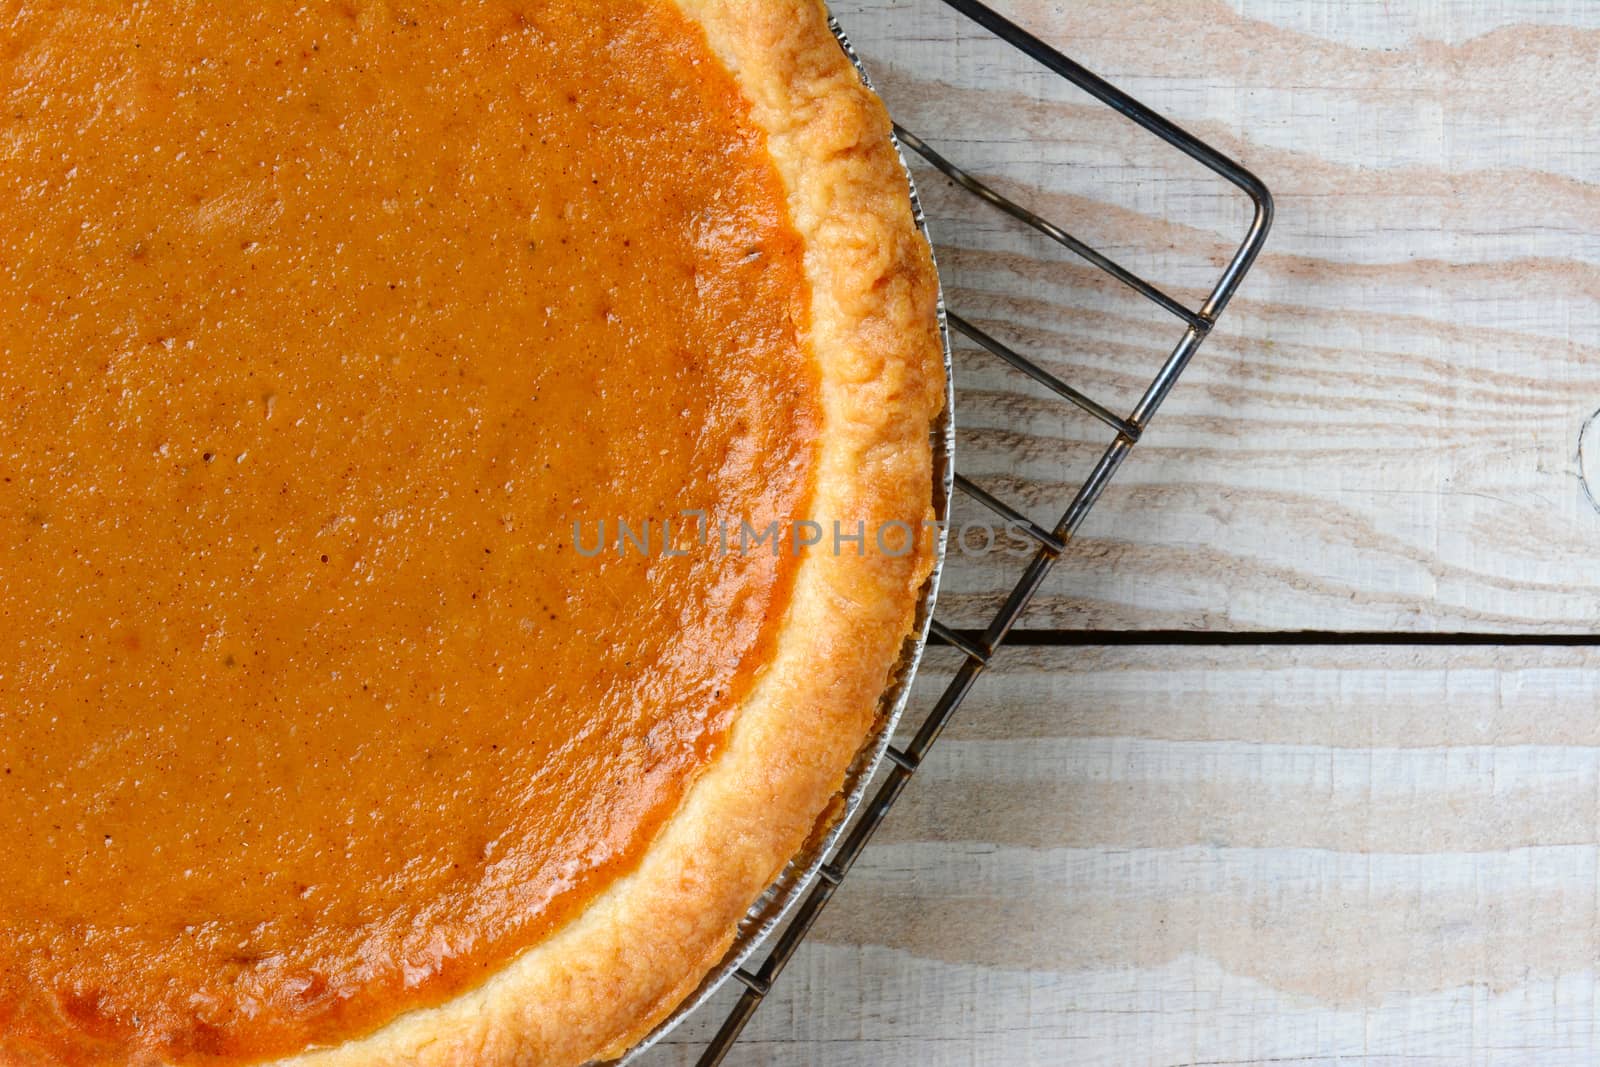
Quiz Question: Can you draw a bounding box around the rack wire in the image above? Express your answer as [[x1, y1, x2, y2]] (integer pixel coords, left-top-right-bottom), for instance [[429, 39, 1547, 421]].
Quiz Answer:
[[688, 1, 1274, 1060]]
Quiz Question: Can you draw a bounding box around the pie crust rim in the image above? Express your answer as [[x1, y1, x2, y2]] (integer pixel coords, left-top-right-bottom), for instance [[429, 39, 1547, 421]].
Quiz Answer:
[[274, 3, 947, 1064]]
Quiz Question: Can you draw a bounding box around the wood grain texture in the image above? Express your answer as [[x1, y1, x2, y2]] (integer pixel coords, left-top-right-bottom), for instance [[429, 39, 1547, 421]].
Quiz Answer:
[[642, 646, 1600, 1066], [829, 0, 1600, 632]]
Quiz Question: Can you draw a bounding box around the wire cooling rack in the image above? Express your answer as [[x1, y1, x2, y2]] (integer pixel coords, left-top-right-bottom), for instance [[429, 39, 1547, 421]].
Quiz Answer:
[[683, 1, 1273, 1061]]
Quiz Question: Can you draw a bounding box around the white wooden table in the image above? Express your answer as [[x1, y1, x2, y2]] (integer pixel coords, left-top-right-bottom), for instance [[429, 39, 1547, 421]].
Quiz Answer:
[[645, 2, 1600, 1063]]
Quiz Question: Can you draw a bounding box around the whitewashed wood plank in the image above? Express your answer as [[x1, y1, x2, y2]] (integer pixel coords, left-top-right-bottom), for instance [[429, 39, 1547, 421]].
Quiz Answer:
[[640, 645, 1600, 1065], [655, 950, 1600, 1067], [827, 0, 1600, 631]]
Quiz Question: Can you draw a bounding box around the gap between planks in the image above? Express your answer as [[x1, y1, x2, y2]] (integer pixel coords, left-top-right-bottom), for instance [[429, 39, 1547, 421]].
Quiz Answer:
[[936, 630, 1600, 647]]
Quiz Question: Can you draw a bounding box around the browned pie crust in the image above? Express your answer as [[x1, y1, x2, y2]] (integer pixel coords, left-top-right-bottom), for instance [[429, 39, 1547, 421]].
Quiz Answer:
[[259, 2, 944, 1064]]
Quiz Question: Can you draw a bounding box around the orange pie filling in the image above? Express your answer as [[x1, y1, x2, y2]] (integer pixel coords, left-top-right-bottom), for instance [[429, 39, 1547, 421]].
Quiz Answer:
[[0, 2, 819, 1062]]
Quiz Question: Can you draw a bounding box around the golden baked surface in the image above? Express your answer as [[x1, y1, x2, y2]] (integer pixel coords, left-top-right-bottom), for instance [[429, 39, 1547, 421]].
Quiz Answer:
[[0, 1, 942, 1065]]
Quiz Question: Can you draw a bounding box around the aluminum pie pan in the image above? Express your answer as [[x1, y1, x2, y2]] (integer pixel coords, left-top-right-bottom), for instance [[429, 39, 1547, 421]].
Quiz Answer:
[[610, 17, 954, 1064]]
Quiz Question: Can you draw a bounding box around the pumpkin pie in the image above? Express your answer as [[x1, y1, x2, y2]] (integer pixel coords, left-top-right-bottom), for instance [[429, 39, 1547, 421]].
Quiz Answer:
[[0, 1, 942, 1064]]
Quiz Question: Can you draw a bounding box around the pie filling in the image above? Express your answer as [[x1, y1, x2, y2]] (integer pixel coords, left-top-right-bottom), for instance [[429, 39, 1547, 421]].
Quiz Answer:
[[0, 2, 818, 1062]]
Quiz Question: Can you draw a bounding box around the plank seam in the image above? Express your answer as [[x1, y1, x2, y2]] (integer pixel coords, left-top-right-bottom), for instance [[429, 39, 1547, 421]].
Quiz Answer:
[[936, 630, 1600, 647]]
